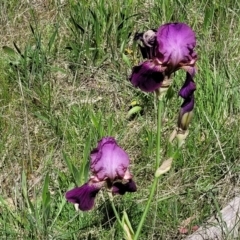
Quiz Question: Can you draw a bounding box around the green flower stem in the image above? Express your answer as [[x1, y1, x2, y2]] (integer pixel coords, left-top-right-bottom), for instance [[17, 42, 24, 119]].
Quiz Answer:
[[156, 97, 164, 169], [134, 98, 164, 240], [109, 196, 124, 230]]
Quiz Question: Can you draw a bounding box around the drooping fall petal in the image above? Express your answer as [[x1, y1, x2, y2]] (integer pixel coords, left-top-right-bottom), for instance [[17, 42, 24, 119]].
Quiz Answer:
[[65, 183, 101, 211], [112, 179, 137, 195], [90, 137, 130, 181], [130, 60, 165, 92]]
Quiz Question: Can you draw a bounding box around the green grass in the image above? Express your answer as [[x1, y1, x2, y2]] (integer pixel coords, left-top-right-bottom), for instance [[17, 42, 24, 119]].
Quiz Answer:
[[0, 0, 240, 239]]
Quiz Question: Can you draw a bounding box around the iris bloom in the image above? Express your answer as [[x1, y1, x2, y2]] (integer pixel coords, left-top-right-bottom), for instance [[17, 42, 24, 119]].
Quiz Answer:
[[65, 137, 137, 211], [130, 22, 197, 133]]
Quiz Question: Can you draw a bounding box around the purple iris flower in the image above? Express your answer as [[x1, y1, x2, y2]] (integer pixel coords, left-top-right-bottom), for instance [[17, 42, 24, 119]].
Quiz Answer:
[[130, 22, 197, 130], [65, 137, 137, 211], [130, 22, 197, 93]]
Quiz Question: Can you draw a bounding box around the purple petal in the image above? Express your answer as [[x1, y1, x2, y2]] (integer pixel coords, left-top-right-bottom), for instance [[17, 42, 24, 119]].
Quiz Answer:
[[178, 95, 194, 130], [178, 73, 196, 130], [65, 183, 100, 211], [130, 61, 164, 92], [156, 23, 197, 68], [90, 137, 130, 181], [179, 72, 196, 99], [181, 65, 196, 77], [180, 95, 195, 115], [112, 179, 137, 195]]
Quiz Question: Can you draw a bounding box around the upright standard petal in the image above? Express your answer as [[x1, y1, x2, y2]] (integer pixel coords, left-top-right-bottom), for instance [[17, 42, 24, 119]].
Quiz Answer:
[[65, 183, 101, 211], [90, 137, 130, 181], [130, 60, 165, 92], [156, 23, 197, 69]]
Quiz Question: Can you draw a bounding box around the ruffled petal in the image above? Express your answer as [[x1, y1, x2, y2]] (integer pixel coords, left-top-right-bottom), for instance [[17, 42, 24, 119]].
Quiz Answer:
[[156, 23, 197, 68], [112, 179, 137, 195], [65, 183, 101, 211], [90, 137, 130, 181], [130, 60, 164, 92]]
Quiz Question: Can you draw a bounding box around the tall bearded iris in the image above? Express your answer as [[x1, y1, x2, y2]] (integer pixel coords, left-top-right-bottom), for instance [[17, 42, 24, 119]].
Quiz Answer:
[[65, 137, 137, 211], [130, 23, 197, 137]]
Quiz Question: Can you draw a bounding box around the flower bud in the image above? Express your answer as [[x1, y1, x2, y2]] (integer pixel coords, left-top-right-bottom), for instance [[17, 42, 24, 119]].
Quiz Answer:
[[178, 110, 193, 130]]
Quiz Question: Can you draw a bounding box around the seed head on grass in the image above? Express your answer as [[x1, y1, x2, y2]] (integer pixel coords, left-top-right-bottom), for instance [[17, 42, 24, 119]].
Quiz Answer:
[[65, 137, 137, 211]]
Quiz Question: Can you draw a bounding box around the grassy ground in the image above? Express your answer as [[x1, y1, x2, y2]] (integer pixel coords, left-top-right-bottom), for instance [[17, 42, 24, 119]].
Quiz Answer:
[[0, 0, 240, 239]]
